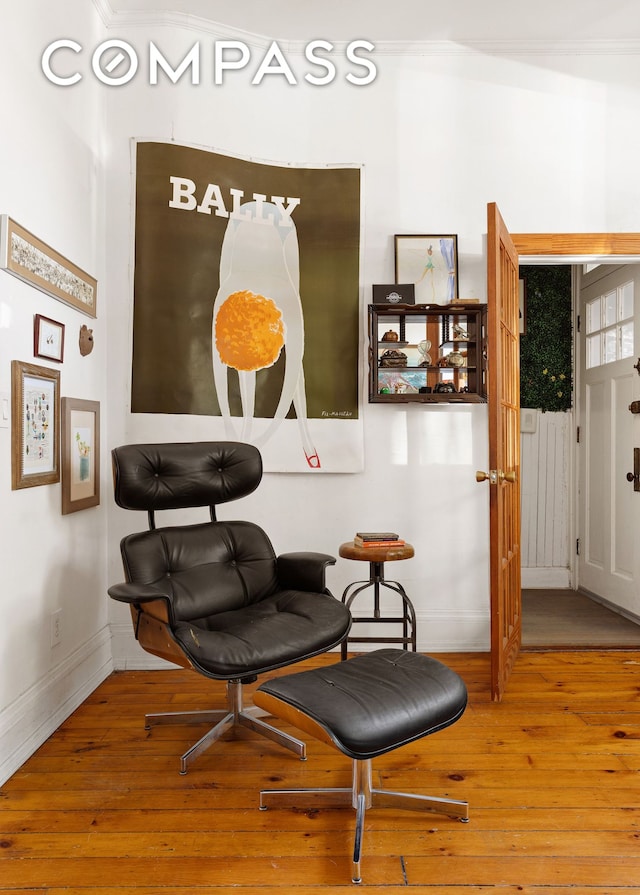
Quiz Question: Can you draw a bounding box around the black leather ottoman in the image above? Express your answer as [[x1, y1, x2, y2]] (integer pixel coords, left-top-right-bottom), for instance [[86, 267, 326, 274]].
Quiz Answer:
[[255, 648, 469, 884]]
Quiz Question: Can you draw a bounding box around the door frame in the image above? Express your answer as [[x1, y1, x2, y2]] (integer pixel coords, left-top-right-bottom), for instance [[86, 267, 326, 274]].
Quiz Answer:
[[495, 231, 640, 681], [512, 234, 640, 588], [511, 234, 640, 260]]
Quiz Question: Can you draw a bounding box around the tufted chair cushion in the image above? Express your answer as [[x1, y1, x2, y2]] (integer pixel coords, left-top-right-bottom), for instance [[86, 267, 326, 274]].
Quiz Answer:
[[120, 521, 279, 620], [174, 588, 352, 678], [112, 441, 262, 513], [119, 518, 349, 678]]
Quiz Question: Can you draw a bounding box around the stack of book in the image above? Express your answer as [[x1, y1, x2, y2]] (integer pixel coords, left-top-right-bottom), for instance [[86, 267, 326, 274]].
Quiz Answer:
[[353, 531, 405, 548]]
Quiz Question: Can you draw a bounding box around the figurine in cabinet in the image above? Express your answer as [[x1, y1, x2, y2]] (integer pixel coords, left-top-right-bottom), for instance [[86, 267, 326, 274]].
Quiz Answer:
[[381, 330, 399, 342], [417, 340, 432, 366], [380, 348, 407, 367], [452, 323, 469, 340], [446, 350, 464, 367], [434, 381, 457, 394]]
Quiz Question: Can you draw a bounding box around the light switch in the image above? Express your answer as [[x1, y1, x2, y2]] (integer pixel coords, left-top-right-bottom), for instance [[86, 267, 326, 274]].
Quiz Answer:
[[521, 409, 537, 434], [0, 391, 10, 429]]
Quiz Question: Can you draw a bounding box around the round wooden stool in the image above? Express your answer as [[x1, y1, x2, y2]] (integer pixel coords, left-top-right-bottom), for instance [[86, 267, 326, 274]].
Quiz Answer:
[[338, 540, 416, 659], [256, 649, 469, 884]]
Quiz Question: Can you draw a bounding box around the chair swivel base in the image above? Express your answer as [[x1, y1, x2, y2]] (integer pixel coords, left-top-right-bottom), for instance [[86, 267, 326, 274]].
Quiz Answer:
[[260, 757, 468, 884], [145, 678, 306, 774]]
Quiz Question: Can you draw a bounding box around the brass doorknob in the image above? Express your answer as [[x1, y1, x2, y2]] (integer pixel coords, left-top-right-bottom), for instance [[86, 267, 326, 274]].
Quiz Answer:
[[476, 470, 497, 484], [476, 469, 516, 484]]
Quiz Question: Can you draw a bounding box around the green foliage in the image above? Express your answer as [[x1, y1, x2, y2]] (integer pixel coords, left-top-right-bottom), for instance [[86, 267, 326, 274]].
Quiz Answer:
[[519, 265, 572, 412]]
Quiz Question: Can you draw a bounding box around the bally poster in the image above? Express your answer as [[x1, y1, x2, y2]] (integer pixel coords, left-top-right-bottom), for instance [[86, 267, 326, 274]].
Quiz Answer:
[[131, 140, 362, 472]]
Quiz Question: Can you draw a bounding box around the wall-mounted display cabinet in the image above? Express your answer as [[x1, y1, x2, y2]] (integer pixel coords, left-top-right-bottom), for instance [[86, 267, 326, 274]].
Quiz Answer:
[[368, 302, 488, 403]]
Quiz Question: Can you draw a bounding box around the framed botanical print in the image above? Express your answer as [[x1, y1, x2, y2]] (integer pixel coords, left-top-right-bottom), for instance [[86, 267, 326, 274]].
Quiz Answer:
[[61, 397, 100, 514], [11, 360, 60, 489]]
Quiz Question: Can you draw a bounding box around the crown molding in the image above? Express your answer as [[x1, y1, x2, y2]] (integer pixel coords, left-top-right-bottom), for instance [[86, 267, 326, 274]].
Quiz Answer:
[[91, 3, 640, 56], [91, 0, 113, 27], [372, 38, 640, 56], [92, 0, 274, 48]]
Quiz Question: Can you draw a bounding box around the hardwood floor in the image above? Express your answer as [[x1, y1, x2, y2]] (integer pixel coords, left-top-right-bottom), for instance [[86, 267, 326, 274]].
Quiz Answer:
[[2, 650, 640, 892]]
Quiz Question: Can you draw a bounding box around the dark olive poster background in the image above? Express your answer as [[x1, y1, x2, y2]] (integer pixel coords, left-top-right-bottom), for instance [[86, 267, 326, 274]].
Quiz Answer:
[[131, 141, 361, 420]]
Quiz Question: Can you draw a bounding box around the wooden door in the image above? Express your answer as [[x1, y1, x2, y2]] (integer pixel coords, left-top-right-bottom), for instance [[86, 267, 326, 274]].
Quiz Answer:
[[485, 230, 640, 691], [484, 202, 521, 702], [578, 263, 640, 613]]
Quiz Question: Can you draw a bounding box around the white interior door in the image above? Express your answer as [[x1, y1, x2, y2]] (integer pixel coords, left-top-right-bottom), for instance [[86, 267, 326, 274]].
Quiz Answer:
[[578, 264, 640, 615]]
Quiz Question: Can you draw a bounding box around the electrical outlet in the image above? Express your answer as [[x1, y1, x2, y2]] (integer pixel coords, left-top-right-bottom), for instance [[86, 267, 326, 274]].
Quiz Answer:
[[50, 609, 62, 647]]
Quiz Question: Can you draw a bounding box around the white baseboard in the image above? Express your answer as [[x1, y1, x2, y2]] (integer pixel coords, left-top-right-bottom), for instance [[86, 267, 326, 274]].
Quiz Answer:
[[522, 567, 571, 588], [579, 587, 640, 626], [322, 610, 489, 655], [112, 608, 490, 672], [0, 626, 113, 786], [111, 622, 181, 670]]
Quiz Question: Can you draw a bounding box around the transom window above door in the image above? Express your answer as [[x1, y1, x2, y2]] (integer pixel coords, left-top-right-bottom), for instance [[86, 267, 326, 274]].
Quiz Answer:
[[586, 281, 634, 368]]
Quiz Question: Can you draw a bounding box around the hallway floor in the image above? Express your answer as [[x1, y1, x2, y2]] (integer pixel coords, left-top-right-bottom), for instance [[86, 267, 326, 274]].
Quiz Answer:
[[522, 588, 640, 649]]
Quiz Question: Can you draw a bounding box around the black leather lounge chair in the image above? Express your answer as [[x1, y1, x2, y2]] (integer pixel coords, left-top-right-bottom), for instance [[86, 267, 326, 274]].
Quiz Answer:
[[108, 441, 352, 773]]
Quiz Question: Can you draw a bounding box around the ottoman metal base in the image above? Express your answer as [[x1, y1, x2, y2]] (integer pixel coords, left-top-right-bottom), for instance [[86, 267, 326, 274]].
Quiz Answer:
[[255, 649, 470, 885], [260, 756, 468, 884]]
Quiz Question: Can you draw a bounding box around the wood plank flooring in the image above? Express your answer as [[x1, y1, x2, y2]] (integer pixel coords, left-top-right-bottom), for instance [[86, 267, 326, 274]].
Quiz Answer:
[[2, 650, 640, 892]]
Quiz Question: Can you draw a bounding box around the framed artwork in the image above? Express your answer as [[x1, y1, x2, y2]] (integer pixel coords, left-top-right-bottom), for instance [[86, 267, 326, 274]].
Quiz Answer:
[[34, 314, 65, 362], [132, 140, 363, 473], [0, 216, 97, 317], [61, 398, 100, 514], [11, 360, 60, 490], [394, 234, 458, 305]]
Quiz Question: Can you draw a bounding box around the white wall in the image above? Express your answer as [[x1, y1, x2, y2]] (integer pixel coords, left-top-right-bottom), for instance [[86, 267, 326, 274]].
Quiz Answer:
[[103, 35, 502, 665], [104, 29, 640, 670], [0, 0, 111, 784], [5, 5, 640, 782]]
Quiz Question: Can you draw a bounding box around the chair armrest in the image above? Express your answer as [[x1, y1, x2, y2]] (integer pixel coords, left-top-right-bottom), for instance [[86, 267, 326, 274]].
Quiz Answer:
[[108, 582, 172, 605], [277, 552, 336, 593]]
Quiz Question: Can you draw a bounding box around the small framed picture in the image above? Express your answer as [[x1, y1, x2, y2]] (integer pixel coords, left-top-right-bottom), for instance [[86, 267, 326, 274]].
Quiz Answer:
[[61, 397, 100, 514], [11, 360, 60, 490], [394, 234, 458, 305], [34, 314, 65, 362]]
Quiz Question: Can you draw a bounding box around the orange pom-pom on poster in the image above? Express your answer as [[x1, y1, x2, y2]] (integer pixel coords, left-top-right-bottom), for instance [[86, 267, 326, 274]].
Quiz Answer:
[[215, 290, 285, 372]]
